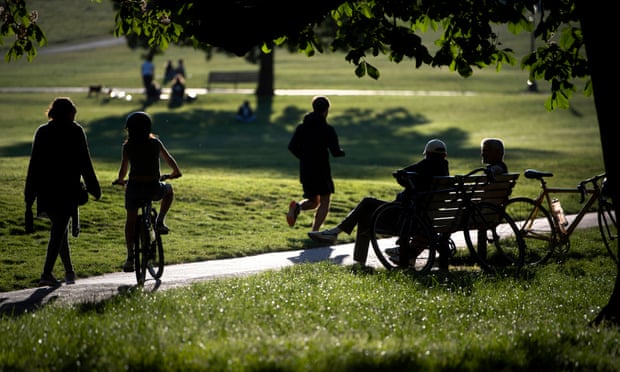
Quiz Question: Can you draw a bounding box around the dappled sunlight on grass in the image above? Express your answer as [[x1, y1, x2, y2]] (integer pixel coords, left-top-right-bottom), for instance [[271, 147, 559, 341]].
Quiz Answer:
[[1, 254, 618, 370]]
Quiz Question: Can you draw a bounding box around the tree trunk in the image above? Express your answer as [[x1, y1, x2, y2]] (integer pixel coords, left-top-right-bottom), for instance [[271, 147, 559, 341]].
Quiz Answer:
[[577, 0, 620, 326], [256, 47, 274, 97]]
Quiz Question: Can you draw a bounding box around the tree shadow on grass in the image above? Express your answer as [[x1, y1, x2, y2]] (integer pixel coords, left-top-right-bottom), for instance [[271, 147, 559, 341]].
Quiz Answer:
[[1, 98, 553, 178], [0, 282, 161, 318], [81, 100, 465, 177]]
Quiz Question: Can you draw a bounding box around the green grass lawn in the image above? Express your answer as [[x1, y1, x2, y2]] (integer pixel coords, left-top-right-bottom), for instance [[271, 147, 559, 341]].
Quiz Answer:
[[0, 90, 603, 291], [0, 13, 603, 291]]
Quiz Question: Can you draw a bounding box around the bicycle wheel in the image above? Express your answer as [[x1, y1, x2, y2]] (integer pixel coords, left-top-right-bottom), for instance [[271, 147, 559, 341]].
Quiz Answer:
[[147, 209, 165, 279], [504, 197, 555, 265], [598, 199, 618, 265], [463, 202, 525, 274], [134, 215, 148, 286], [370, 202, 436, 273]]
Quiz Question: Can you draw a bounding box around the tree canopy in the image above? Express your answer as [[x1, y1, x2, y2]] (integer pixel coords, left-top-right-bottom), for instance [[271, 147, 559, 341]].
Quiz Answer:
[[2, 0, 590, 110]]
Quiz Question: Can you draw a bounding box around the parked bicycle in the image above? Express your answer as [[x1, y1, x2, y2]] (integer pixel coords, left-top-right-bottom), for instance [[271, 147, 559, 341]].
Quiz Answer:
[[504, 170, 617, 265], [370, 168, 525, 274], [113, 174, 178, 285]]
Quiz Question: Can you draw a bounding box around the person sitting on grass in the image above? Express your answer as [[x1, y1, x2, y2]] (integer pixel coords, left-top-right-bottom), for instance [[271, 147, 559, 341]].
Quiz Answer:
[[236, 100, 256, 122], [169, 74, 186, 107]]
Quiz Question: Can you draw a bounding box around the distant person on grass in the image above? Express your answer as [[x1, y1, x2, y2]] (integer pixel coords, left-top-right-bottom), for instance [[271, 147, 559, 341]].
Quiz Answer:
[[308, 139, 452, 270], [235, 100, 256, 122], [169, 74, 186, 107], [163, 59, 175, 84], [145, 81, 161, 104], [287, 96, 345, 232], [113, 111, 182, 272], [25, 97, 102, 287]]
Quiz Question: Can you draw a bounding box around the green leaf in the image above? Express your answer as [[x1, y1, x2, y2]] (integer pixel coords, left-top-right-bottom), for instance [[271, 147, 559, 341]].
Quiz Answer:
[[366, 62, 380, 79], [354, 62, 366, 78]]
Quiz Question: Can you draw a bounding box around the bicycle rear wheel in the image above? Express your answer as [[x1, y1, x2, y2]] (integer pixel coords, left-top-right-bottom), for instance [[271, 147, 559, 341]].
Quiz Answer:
[[598, 199, 618, 265], [147, 209, 165, 279], [370, 202, 436, 273], [504, 197, 555, 265], [463, 202, 525, 274], [134, 215, 148, 286]]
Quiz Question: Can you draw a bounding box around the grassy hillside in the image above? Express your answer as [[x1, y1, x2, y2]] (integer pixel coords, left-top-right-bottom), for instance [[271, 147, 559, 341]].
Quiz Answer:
[[0, 0, 602, 291], [1, 6, 616, 372], [19, 0, 117, 45]]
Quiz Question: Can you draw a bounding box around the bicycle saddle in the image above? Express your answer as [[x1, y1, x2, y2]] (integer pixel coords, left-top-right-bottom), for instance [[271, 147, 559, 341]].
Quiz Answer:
[[524, 169, 553, 179]]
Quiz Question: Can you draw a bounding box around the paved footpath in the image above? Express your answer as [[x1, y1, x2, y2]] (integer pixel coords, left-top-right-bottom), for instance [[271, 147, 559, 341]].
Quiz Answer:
[[0, 240, 377, 316], [0, 213, 598, 316]]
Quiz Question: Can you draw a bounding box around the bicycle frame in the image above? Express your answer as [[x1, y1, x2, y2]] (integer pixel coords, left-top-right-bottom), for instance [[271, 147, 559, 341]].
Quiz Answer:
[[506, 171, 614, 266], [133, 196, 165, 286], [140, 199, 154, 240], [535, 184, 599, 241], [112, 176, 172, 285]]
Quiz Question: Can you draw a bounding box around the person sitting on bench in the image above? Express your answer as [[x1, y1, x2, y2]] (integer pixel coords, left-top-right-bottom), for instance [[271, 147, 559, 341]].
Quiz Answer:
[[308, 138, 451, 269]]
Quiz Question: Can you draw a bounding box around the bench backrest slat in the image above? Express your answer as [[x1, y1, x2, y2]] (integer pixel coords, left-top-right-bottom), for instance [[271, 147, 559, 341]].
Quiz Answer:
[[417, 173, 519, 234], [207, 71, 258, 88]]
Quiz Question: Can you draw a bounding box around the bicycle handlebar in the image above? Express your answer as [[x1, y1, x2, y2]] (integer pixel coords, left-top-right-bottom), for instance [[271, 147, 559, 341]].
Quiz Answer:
[[580, 173, 606, 186], [112, 174, 181, 186], [160, 173, 181, 181], [577, 173, 605, 203]]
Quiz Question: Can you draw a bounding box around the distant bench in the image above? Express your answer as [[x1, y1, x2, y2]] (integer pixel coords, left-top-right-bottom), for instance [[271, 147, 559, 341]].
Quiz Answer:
[[207, 71, 258, 89]]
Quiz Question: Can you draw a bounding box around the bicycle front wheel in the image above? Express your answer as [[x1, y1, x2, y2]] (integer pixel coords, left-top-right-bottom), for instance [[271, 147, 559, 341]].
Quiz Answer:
[[598, 199, 618, 265], [147, 210, 165, 279], [463, 202, 525, 274], [504, 197, 555, 265], [370, 202, 436, 273], [134, 215, 148, 286]]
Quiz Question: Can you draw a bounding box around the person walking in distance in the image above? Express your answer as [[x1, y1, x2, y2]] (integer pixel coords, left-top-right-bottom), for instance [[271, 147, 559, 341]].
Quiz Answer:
[[287, 96, 345, 232], [25, 97, 102, 286], [175, 58, 186, 78], [163, 59, 175, 84], [141, 56, 155, 91], [113, 111, 182, 272]]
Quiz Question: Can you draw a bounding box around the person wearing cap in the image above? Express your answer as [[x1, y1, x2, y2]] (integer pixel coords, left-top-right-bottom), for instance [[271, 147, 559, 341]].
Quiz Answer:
[[481, 138, 508, 175], [113, 111, 182, 272], [308, 138, 451, 269], [25, 97, 102, 287], [287, 96, 346, 232]]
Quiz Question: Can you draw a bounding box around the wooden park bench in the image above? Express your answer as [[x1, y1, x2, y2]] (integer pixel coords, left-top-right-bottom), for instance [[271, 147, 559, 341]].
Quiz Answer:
[[207, 71, 258, 89], [421, 171, 520, 234], [371, 169, 522, 273]]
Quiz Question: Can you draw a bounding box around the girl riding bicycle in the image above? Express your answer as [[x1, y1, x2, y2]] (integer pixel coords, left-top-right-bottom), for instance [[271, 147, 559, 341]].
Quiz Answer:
[[113, 111, 182, 272]]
